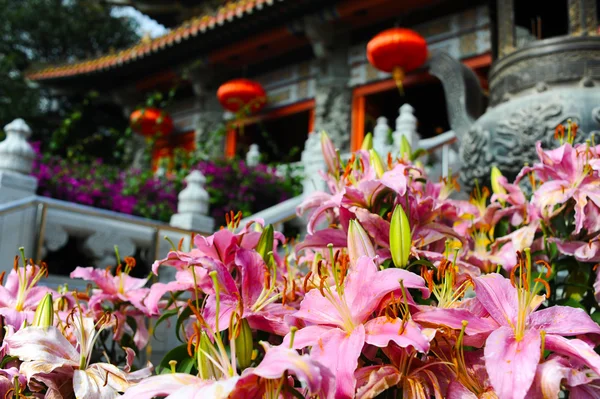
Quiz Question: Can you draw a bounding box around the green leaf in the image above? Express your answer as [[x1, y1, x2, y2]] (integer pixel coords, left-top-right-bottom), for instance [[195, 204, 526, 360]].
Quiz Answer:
[[175, 305, 194, 342], [156, 344, 195, 374], [558, 297, 586, 310]]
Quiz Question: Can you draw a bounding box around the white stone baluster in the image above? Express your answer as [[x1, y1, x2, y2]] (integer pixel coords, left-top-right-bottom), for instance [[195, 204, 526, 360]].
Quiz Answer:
[[170, 170, 214, 232], [0, 119, 39, 264], [300, 132, 327, 194], [0, 119, 36, 176], [392, 104, 421, 156], [0, 119, 38, 202], [246, 144, 261, 167], [373, 116, 391, 156]]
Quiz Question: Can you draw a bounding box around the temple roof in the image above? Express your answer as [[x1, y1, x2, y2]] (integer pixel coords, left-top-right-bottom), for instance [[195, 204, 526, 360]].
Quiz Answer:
[[26, 0, 324, 84]]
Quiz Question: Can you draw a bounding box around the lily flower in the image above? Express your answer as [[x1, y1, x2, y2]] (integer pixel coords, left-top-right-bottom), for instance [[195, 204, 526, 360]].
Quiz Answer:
[[284, 256, 430, 398], [355, 345, 441, 399], [235, 341, 334, 399], [6, 311, 133, 398], [71, 258, 149, 312], [0, 257, 54, 329], [473, 259, 600, 399], [517, 141, 600, 234], [121, 374, 240, 399]]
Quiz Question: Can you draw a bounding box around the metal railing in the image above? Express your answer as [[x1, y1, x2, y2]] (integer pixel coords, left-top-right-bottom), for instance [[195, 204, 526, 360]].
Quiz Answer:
[[0, 196, 210, 263]]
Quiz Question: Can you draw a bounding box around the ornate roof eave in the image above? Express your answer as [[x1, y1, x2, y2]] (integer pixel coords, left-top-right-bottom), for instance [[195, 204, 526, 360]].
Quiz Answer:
[[26, 0, 329, 87]]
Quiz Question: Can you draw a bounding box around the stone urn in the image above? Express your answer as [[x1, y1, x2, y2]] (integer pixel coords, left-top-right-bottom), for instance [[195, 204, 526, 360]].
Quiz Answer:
[[428, 14, 600, 191]]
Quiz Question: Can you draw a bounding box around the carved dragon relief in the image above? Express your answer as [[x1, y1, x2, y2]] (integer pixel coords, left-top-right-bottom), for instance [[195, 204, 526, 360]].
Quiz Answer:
[[459, 101, 592, 187]]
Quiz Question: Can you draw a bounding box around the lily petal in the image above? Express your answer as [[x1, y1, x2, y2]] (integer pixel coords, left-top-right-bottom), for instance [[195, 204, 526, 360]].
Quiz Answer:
[[483, 326, 540, 399]]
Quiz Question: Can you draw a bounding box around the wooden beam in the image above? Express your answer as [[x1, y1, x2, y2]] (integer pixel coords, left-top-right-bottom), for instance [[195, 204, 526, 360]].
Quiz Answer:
[[230, 99, 315, 128]]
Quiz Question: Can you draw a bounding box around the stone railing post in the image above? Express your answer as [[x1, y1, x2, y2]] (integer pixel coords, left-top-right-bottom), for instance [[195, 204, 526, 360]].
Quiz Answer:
[[0, 119, 38, 203], [300, 132, 327, 194], [170, 170, 214, 232], [373, 116, 391, 156], [393, 104, 421, 155], [246, 144, 260, 167]]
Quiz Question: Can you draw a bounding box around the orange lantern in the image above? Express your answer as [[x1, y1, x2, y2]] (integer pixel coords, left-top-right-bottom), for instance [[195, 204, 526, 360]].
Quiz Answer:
[[367, 28, 428, 92], [130, 107, 174, 137], [217, 79, 267, 115]]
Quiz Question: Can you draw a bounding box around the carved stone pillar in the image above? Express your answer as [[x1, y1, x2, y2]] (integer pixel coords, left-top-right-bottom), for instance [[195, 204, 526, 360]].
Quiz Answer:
[[305, 16, 352, 151], [111, 88, 148, 169], [496, 0, 515, 57], [188, 66, 226, 158]]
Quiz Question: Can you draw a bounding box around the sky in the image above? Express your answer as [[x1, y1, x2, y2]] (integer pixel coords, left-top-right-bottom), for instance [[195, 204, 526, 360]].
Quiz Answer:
[[110, 6, 169, 38]]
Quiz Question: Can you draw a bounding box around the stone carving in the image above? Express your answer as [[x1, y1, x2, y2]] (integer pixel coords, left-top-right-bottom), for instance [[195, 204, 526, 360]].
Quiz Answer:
[[176, 170, 209, 216], [246, 144, 261, 167], [430, 35, 600, 191], [301, 133, 326, 194], [0, 119, 36, 175], [393, 104, 420, 153], [489, 37, 600, 106], [458, 90, 600, 189], [41, 223, 69, 258], [427, 51, 485, 141], [314, 84, 351, 150], [170, 170, 214, 232], [83, 231, 135, 268], [373, 117, 391, 156]]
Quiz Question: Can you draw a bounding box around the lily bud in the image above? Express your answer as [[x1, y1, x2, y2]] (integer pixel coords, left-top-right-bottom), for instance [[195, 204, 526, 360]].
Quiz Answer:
[[490, 166, 507, 205], [390, 205, 411, 268], [347, 220, 376, 265], [32, 293, 54, 328], [320, 132, 339, 176], [198, 331, 220, 379], [235, 318, 254, 370], [369, 149, 385, 178], [256, 225, 274, 263], [399, 135, 412, 160], [361, 133, 373, 150]]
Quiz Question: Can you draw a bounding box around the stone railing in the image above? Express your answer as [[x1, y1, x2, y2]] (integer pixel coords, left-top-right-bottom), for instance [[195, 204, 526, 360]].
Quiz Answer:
[[0, 119, 216, 365]]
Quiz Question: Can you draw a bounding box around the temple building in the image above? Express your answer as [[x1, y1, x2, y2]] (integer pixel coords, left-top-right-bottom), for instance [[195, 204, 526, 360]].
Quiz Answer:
[[27, 0, 599, 178]]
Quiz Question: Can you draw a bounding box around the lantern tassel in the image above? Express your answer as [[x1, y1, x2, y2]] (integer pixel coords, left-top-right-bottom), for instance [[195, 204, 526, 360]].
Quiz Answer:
[[392, 67, 405, 96]]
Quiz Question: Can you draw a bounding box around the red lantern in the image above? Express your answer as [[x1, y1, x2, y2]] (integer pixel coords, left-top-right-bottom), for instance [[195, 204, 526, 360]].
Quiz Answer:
[[217, 79, 267, 115], [367, 28, 428, 92], [130, 107, 174, 137]]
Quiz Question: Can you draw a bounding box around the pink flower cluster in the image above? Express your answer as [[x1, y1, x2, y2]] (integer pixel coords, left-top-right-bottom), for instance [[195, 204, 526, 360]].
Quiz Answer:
[[1, 126, 600, 399]]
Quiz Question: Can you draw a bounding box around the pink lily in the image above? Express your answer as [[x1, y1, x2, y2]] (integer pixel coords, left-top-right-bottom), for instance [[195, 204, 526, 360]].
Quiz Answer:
[[527, 355, 600, 398], [202, 248, 292, 336], [70, 263, 149, 313], [517, 142, 600, 234], [472, 271, 600, 399], [237, 341, 334, 398], [0, 260, 55, 330], [6, 313, 139, 398], [284, 256, 430, 398], [355, 344, 441, 399], [121, 374, 240, 399]]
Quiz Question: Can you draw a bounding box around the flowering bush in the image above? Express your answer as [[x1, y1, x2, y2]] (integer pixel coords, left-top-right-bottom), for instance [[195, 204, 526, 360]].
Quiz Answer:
[[3, 124, 600, 398], [32, 145, 301, 224], [191, 159, 302, 222]]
